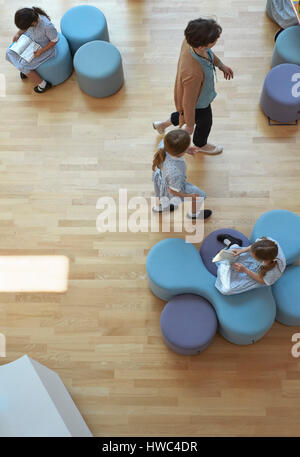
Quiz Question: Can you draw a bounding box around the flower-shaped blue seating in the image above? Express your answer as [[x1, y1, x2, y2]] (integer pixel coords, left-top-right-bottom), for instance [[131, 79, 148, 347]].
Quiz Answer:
[[160, 294, 217, 355], [250, 209, 300, 265], [147, 238, 276, 345], [200, 228, 250, 277], [272, 266, 300, 325], [146, 209, 300, 349]]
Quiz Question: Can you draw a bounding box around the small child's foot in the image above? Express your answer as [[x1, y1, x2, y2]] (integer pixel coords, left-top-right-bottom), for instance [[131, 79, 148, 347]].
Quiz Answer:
[[194, 144, 223, 155], [187, 209, 212, 219], [34, 80, 52, 93], [152, 121, 166, 135], [217, 234, 243, 247]]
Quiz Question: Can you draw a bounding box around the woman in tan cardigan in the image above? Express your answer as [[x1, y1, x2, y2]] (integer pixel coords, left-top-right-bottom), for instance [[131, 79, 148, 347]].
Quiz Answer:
[[153, 18, 233, 155]]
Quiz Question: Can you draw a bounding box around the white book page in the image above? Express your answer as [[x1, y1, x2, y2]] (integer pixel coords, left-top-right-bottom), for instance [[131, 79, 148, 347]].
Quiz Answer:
[[21, 41, 41, 62], [10, 34, 31, 55], [212, 249, 239, 263]]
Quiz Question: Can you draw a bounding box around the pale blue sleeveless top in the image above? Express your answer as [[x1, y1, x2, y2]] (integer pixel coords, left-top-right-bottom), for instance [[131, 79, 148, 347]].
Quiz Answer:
[[190, 48, 217, 109]]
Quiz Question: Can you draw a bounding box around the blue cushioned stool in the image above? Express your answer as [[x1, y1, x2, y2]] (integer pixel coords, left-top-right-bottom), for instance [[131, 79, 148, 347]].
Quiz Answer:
[[271, 26, 300, 67], [36, 33, 72, 86], [147, 238, 276, 345], [272, 266, 300, 326], [250, 209, 300, 265], [200, 228, 250, 277], [74, 41, 124, 98], [61, 5, 109, 55], [160, 294, 217, 355], [260, 64, 300, 124]]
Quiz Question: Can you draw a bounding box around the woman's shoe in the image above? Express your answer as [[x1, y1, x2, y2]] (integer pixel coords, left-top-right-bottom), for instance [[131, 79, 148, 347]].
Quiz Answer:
[[20, 72, 27, 80], [34, 81, 52, 93], [217, 234, 243, 247], [194, 143, 223, 155]]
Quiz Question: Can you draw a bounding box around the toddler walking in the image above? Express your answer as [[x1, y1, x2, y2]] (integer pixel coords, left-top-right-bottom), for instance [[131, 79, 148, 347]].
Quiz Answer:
[[152, 129, 212, 219]]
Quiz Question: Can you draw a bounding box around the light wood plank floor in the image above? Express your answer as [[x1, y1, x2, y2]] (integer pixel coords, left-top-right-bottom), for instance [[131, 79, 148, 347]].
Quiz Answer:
[[1, 0, 300, 437]]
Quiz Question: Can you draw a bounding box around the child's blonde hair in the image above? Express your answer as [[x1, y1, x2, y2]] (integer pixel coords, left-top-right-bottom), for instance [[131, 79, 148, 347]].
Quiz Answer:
[[152, 129, 191, 171]]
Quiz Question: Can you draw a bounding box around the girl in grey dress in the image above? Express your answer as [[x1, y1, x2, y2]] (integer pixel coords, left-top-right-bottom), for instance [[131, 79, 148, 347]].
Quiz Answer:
[[152, 129, 212, 219], [6, 7, 59, 93], [214, 234, 286, 295]]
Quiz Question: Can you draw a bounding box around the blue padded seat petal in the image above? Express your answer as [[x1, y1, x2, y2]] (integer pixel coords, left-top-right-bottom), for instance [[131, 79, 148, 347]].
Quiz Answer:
[[160, 294, 217, 355], [146, 238, 276, 345], [272, 265, 300, 325], [200, 228, 250, 277], [36, 33, 73, 86], [60, 5, 109, 55], [250, 209, 300, 265]]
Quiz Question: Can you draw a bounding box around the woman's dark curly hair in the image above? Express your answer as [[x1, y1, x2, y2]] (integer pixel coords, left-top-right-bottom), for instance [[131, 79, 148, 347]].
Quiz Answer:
[[184, 18, 222, 47]]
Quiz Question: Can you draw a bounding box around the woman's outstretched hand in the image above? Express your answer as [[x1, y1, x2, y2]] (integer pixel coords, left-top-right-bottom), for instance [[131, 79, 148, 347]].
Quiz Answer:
[[231, 249, 241, 256], [221, 64, 234, 80]]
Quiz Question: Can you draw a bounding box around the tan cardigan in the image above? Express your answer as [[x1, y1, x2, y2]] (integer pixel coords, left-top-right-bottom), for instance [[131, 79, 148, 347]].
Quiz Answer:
[[174, 39, 220, 129]]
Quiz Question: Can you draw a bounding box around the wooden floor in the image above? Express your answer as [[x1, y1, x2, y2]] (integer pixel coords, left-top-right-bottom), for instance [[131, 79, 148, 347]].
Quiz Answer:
[[1, 0, 300, 437]]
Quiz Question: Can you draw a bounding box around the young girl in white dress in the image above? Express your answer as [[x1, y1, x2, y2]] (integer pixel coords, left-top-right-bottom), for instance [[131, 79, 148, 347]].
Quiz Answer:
[[152, 129, 212, 219], [6, 7, 59, 93], [214, 233, 286, 295]]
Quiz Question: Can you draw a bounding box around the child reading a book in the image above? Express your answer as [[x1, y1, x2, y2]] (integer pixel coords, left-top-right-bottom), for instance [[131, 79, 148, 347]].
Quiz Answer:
[[152, 129, 212, 219], [214, 234, 286, 295], [6, 7, 59, 93]]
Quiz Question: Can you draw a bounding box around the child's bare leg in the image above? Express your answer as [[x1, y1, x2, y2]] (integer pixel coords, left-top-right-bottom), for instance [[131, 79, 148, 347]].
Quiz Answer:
[[25, 70, 43, 85]]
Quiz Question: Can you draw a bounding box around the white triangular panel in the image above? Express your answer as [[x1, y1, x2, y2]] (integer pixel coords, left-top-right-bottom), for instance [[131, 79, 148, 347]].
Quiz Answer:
[[0, 355, 92, 437]]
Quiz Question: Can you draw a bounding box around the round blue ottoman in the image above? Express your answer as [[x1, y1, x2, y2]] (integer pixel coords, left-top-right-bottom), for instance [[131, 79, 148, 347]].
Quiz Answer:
[[272, 265, 300, 326], [271, 26, 300, 67], [200, 228, 250, 277], [60, 5, 109, 55], [260, 63, 300, 123], [160, 294, 217, 355], [74, 41, 124, 98], [36, 33, 73, 86], [250, 209, 300, 265]]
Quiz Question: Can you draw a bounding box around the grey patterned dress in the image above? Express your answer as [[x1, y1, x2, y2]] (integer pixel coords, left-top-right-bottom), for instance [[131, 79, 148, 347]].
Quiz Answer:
[[152, 140, 206, 210], [6, 14, 59, 74], [267, 0, 299, 28]]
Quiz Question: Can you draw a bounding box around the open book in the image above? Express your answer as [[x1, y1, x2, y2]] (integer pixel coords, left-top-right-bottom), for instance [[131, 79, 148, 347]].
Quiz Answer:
[[10, 35, 41, 63], [212, 248, 239, 263]]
